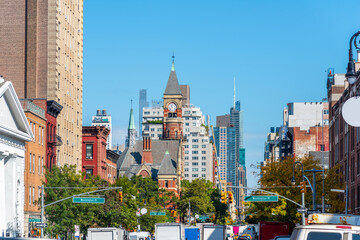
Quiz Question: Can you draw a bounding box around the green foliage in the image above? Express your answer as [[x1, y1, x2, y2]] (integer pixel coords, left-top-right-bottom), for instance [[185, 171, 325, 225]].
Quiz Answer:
[[245, 156, 344, 224], [147, 120, 163, 124], [178, 179, 228, 224]]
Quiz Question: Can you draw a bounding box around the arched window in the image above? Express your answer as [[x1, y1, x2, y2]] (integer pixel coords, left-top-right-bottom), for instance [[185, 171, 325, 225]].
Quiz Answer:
[[165, 180, 169, 188], [168, 113, 172, 118], [175, 130, 178, 138]]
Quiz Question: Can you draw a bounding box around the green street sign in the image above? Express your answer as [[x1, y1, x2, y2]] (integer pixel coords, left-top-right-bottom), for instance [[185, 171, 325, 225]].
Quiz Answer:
[[72, 197, 105, 204], [150, 211, 166, 216], [29, 218, 41, 222], [244, 195, 278, 202]]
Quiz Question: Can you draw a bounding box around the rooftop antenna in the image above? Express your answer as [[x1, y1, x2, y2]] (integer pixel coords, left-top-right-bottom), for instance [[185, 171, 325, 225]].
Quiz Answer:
[[233, 77, 236, 108], [172, 52, 175, 63]]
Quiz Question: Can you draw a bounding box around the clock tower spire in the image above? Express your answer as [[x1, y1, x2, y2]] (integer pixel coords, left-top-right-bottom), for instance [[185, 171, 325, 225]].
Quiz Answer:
[[163, 56, 183, 140]]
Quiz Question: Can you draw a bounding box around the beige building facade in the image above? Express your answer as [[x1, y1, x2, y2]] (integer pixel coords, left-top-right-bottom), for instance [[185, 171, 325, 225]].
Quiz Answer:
[[0, 0, 84, 170]]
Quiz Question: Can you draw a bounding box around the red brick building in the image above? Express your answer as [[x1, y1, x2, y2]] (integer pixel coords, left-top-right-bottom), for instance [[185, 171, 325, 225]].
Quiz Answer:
[[82, 126, 117, 183]]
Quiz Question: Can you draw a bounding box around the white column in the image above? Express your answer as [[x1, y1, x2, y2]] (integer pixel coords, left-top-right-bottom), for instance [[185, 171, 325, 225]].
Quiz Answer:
[[0, 152, 7, 237]]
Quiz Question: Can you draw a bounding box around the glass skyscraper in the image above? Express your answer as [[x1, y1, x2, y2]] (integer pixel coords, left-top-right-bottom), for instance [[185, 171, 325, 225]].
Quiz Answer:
[[139, 89, 149, 136]]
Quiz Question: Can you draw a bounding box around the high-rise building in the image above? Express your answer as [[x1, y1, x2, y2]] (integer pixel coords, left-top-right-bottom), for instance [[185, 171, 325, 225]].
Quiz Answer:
[[214, 100, 246, 208], [92, 110, 112, 149], [180, 85, 190, 106], [0, 0, 84, 170], [139, 89, 149, 136]]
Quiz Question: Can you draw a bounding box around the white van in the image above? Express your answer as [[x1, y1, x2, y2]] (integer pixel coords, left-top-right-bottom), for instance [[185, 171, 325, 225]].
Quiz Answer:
[[129, 231, 152, 240]]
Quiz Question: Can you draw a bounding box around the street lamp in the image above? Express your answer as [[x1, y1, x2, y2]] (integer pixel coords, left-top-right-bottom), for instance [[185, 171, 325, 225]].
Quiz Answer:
[[292, 161, 305, 225], [345, 31, 360, 85]]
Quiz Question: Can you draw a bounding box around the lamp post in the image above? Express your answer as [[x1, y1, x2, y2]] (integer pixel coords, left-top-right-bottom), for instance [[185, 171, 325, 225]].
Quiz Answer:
[[292, 161, 305, 225], [345, 31, 360, 85], [304, 169, 324, 210], [321, 97, 327, 213]]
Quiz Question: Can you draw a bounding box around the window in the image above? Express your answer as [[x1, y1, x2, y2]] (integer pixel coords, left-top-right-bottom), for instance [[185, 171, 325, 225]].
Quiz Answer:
[[38, 186, 41, 201], [202, 162, 206, 166], [202, 151, 206, 154], [192, 122, 196, 126], [306, 232, 341, 240], [185, 123, 189, 126], [29, 186, 31, 205], [86, 144, 93, 159], [192, 174, 198, 177], [33, 155, 35, 173], [39, 126, 41, 144], [184, 145, 189, 148], [185, 111, 190, 114], [32, 187, 35, 204], [185, 168, 189, 172], [192, 139, 198, 143], [38, 156, 41, 174], [41, 157, 44, 175], [85, 169, 93, 179], [202, 168, 206, 172], [144, 112, 150, 115], [42, 127, 44, 145], [185, 174, 189, 177], [202, 157, 206, 160], [185, 150, 189, 154], [192, 162, 198, 166], [33, 124, 36, 142], [202, 145, 206, 148], [192, 168, 198, 172], [192, 151, 198, 154], [193, 145, 198, 148], [165, 181, 169, 188], [185, 156, 189, 160], [192, 156, 198, 160], [151, 134, 154, 137], [185, 162, 189, 166], [29, 153, 32, 173], [202, 174, 206, 178]]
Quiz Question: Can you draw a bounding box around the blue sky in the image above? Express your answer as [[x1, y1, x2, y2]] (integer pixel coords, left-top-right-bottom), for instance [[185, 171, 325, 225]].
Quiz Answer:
[[83, 0, 360, 188]]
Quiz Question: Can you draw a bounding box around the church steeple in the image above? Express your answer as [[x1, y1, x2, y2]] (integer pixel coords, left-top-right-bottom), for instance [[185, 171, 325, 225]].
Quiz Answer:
[[126, 100, 137, 148], [164, 55, 182, 95]]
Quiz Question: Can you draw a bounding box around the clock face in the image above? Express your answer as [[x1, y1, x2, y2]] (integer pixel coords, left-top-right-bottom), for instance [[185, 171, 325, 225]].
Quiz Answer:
[[168, 103, 177, 112]]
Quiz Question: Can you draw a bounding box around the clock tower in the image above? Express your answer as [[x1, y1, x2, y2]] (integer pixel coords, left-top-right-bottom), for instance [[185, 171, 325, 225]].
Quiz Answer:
[[163, 58, 183, 140]]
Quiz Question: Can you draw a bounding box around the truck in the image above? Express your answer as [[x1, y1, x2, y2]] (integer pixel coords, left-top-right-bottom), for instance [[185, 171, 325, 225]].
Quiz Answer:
[[290, 213, 360, 240], [155, 223, 185, 240], [201, 224, 226, 240], [185, 227, 200, 240], [258, 221, 289, 240], [87, 228, 127, 240]]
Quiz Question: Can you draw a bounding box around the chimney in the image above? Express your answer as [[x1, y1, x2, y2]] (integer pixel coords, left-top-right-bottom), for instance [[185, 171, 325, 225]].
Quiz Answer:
[[102, 109, 107, 116], [96, 109, 101, 116], [142, 136, 153, 164]]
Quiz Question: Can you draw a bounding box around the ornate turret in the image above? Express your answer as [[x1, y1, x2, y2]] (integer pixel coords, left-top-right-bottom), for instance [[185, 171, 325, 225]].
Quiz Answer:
[[126, 103, 137, 148], [163, 56, 183, 140]]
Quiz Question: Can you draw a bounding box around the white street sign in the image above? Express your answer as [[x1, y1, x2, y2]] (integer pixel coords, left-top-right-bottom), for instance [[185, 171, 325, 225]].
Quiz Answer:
[[141, 208, 147, 215]]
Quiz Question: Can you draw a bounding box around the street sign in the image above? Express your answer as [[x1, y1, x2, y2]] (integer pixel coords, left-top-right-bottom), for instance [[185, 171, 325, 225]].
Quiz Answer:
[[308, 209, 322, 215], [35, 223, 48, 228], [244, 195, 278, 202], [29, 218, 41, 223], [297, 208, 308, 214], [72, 197, 105, 204], [150, 211, 166, 216], [316, 204, 332, 209], [141, 208, 147, 215]]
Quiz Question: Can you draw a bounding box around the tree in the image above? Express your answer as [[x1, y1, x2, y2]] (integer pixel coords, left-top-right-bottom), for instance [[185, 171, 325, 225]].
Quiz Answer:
[[245, 156, 344, 224]]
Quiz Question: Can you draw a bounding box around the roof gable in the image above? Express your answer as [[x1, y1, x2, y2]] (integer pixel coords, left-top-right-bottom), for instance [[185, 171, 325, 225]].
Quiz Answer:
[[0, 82, 33, 141], [158, 150, 177, 175]]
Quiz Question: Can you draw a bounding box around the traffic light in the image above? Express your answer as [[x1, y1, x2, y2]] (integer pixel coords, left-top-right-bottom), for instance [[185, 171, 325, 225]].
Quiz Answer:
[[31, 228, 40, 237], [221, 191, 227, 204], [118, 191, 123, 202], [228, 192, 233, 204], [300, 181, 306, 193], [170, 210, 176, 217]]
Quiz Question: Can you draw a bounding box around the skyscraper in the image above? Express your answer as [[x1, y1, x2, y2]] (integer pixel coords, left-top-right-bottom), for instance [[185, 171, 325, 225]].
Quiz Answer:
[[139, 89, 149, 136], [0, 0, 84, 170]]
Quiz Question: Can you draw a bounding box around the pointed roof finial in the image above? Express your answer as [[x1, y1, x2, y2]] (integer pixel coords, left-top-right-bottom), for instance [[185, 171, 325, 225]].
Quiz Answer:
[[171, 53, 175, 71], [128, 100, 136, 130]]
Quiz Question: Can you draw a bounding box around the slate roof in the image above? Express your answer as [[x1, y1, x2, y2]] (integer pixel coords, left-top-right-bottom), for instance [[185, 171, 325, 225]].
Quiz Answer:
[[164, 64, 182, 95], [158, 150, 177, 175], [117, 139, 181, 179]]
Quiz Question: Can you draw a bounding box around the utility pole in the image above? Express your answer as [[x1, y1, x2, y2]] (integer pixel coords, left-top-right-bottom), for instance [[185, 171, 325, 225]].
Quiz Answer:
[[304, 169, 323, 210]]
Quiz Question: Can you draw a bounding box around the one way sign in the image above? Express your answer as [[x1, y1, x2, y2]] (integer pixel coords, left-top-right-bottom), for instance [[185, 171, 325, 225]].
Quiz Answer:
[[35, 223, 48, 228]]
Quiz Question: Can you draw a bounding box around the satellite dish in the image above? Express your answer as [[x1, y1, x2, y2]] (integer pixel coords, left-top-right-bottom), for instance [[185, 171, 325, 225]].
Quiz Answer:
[[342, 97, 360, 127]]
